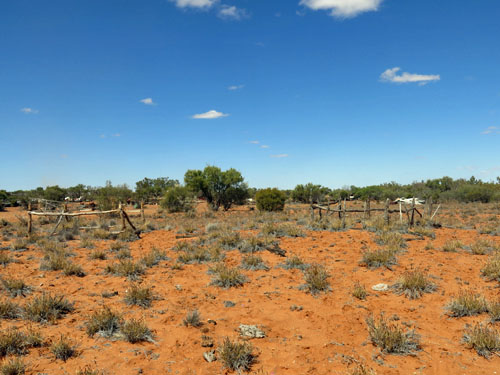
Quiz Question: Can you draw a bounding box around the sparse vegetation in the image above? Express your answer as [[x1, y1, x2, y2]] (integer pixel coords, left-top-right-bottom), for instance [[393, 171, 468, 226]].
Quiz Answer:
[[0, 358, 26, 375], [441, 239, 464, 252], [481, 253, 500, 282], [352, 282, 367, 300], [183, 309, 202, 327], [218, 337, 255, 372], [0, 300, 21, 319], [463, 323, 500, 358], [24, 293, 74, 323], [124, 283, 153, 308], [302, 264, 330, 295], [281, 255, 308, 270], [209, 263, 247, 288], [392, 269, 437, 299], [446, 290, 489, 317], [105, 259, 144, 280], [50, 335, 76, 361], [86, 306, 122, 338], [121, 318, 153, 343], [241, 255, 269, 271], [366, 314, 420, 354], [1, 279, 30, 297], [360, 249, 397, 269]]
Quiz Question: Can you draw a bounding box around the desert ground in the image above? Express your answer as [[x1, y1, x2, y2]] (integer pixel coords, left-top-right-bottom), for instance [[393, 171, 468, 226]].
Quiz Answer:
[[0, 202, 499, 375]]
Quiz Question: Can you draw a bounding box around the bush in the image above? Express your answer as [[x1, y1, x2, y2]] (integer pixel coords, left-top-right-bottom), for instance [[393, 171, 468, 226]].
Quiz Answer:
[[446, 290, 488, 317], [392, 269, 437, 299], [121, 319, 153, 343], [241, 255, 269, 271], [50, 335, 76, 361], [85, 306, 122, 337], [255, 188, 286, 212], [360, 249, 397, 269], [161, 186, 193, 213], [0, 300, 21, 319], [302, 264, 330, 295], [352, 282, 368, 300], [1, 278, 31, 297], [124, 284, 153, 308], [463, 323, 500, 358], [366, 314, 420, 354], [24, 293, 74, 323], [217, 337, 255, 372], [481, 253, 500, 282], [0, 358, 26, 375], [183, 310, 202, 327], [209, 264, 247, 288]]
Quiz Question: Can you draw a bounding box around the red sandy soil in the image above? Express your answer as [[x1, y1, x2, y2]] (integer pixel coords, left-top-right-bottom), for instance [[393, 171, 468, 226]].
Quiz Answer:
[[0, 206, 499, 375]]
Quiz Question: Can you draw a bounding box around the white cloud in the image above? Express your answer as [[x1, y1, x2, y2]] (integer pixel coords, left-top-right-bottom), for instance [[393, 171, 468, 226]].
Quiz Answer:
[[249, 140, 259, 144], [140, 98, 155, 105], [300, 0, 382, 18], [171, 0, 217, 8], [112, 133, 121, 137], [192, 110, 229, 119], [218, 5, 247, 20], [21, 107, 38, 114], [481, 126, 499, 135], [228, 84, 244, 91], [270, 154, 289, 158], [380, 67, 440, 85], [260, 145, 270, 149]]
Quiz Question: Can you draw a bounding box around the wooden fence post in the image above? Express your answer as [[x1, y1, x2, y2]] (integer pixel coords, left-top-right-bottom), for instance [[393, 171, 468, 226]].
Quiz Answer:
[[119, 203, 126, 231], [410, 198, 416, 227], [140, 201, 145, 223], [367, 199, 371, 218], [341, 199, 346, 228], [384, 198, 390, 225]]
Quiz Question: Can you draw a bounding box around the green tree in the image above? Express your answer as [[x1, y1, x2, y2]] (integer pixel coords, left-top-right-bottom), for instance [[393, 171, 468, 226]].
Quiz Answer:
[[135, 177, 178, 202], [96, 181, 133, 210], [184, 166, 248, 211], [43, 185, 67, 201], [292, 183, 329, 203], [256, 188, 286, 212]]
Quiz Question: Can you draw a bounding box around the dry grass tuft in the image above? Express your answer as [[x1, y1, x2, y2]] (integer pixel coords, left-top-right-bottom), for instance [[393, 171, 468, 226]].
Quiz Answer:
[[124, 283, 153, 308], [366, 314, 420, 354], [218, 337, 255, 372], [392, 269, 437, 299], [209, 264, 247, 288], [360, 249, 397, 269], [24, 293, 74, 323], [85, 306, 122, 338], [463, 323, 500, 358], [352, 282, 368, 300], [446, 290, 488, 317], [302, 264, 330, 295]]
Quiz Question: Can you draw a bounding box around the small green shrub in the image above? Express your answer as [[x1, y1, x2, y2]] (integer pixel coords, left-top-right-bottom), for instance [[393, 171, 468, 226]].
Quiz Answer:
[[360, 249, 397, 269], [281, 255, 308, 270], [1, 279, 30, 297], [183, 310, 202, 327], [255, 188, 286, 212], [121, 318, 153, 343], [481, 253, 500, 282], [302, 264, 330, 295], [217, 337, 255, 372], [441, 239, 464, 252], [446, 290, 488, 317], [85, 306, 122, 337], [352, 282, 368, 300], [463, 323, 500, 358], [392, 269, 437, 299], [50, 335, 76, 361], [366, 314, 420, 354], [209, 264, 247, 288], [0, 358, 26, 375], [24, 293, 73, 323], [124, 284, 153, 308], [241, 255, 269, 271], [0, 300, 21, 319]]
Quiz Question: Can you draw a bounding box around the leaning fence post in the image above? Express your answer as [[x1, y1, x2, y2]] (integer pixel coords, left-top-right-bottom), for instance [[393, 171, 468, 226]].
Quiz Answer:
[[119, 203, 126, 231]]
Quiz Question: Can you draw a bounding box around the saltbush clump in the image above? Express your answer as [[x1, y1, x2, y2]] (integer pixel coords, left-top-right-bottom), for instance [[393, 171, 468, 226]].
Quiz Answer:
[[366, 314, 420, 354]]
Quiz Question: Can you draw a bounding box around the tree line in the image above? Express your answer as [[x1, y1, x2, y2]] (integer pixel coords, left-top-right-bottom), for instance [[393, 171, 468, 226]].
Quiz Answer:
[[1, 168, 499, 212]]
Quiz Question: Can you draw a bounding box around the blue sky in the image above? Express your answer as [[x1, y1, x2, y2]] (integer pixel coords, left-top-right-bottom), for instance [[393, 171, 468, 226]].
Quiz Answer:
[[1, 0, 499, 191]]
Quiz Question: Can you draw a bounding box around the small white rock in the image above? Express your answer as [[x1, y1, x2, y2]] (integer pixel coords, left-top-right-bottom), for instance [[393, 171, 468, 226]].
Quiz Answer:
[[371, 283, 389, 291]]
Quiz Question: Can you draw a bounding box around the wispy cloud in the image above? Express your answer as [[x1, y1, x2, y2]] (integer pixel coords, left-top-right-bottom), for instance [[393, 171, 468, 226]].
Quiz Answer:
[[21, 107, 38, 114], [170, 0, 217, 9], [228, 84, 244, 91], [481, 126, 499, 135], [380, 67, 440, 85], [218, 5, 248, 20], [112, 133, 121, 137], [192, 110, 229, 119], [249, 140, 259, 144], [300, 0, 383, 18], [260, 145, 270, 149], [139, 98, 155, 105], [270, 154, 289, 158]]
